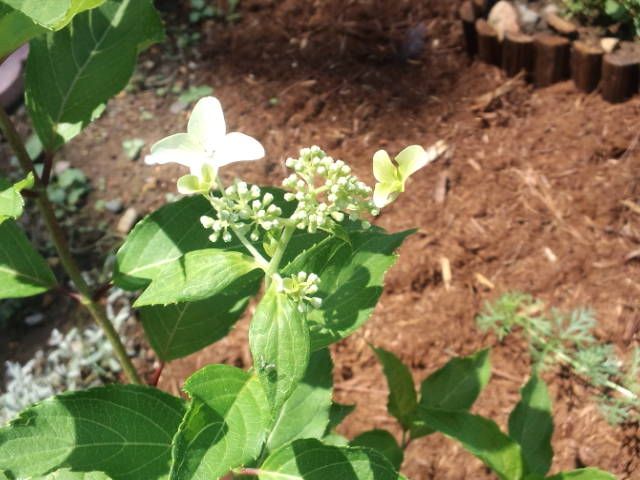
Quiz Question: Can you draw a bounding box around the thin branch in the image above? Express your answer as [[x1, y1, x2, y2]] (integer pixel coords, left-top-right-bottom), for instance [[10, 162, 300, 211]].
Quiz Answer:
[[0, 105, 142, 385]]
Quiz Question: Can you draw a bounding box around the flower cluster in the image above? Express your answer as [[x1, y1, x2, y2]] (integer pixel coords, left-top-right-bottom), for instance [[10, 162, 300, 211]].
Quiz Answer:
[[200, 181, 283, 243], [282, 146, 378, 233], [273, 271, 322, 312]]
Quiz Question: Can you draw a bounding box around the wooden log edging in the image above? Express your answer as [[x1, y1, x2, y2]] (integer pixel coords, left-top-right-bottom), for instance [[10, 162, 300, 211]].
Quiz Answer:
[[458, 0, 640, 104], [571, 41, 603, 93]]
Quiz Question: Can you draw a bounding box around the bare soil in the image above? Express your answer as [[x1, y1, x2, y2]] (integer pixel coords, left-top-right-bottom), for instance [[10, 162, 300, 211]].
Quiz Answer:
[[2, 0, 640, 478]]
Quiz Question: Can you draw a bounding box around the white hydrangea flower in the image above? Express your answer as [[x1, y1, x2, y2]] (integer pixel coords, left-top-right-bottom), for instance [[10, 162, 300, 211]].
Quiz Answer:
[[145, 96, 265, 193]]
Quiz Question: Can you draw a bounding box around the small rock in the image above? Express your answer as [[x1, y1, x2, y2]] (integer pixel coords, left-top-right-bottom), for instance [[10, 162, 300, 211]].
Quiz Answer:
[[117, 207, 138, 234], [488, 1, 520, 41], [53, 160, 71, 175], [601, 37, 620, 53], [105, 198, 124, 213], [24, 313, 45, 326], [515, 2, 540, 32], [169, 100, 189, 114]]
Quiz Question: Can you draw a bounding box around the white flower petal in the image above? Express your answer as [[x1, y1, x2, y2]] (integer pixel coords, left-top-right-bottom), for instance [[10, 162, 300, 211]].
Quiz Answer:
[[397, 141, 447, 179], [187, 96, 226, 153], [395, 145, 428, 179], [144, 133, 209, 173], [372, 150, 397, 183], [213, 132, 265, 167], [373, 182, 400, 209]]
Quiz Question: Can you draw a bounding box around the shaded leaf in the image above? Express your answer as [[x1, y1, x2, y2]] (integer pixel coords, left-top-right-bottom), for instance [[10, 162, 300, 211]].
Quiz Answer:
[[139, 279, 261, 361], [413, 408, 524, 480], [25, 0, 164, 150], [0, 4, 45, 57], [326, 403, 356, 433], [284, 229, 413, 350], [508, 374, 553, 476], [133, 248, 262, 307], [249, 284, 310, 416], [0, 219, 56, 299], [267, 349, 333, 452], [412, 349, 491, 438], [351, 430, 404, 471], [170, 365, 269, 480], [0, 385, 185, 480], [258, 439, 403, 480], [372, 346, 417, 429]]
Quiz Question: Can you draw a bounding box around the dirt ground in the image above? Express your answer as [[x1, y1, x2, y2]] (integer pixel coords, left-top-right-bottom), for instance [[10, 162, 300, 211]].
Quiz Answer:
[[3, 0, 640, 478]]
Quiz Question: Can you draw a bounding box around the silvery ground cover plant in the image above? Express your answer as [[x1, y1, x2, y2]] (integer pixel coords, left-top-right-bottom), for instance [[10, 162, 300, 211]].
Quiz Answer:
[[0, 1, 626, 479]]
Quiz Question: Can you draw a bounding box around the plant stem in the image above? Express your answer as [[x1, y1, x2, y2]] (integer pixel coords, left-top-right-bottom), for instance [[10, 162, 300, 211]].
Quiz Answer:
[[0, 105, 142, 385], [265, 224, 295, 287]]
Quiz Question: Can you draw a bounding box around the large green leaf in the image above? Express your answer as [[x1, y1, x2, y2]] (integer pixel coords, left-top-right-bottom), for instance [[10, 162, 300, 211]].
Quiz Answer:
[[508, 374, 553, 477], [267, 349, 333, 452], [258, 439, 403, 480], [1, 0, 105, 29], [249, 284, 310, 416], [284, 229, 413, 350], [372, 346, 417, 429], [114, 196, 214, 290], [114, 193, 323, 291], [38, 469, 113, 479], [25, 0, 164, 150], [413, 409, 524, 480], [351, 430, 404, 471], [0, 219, 56, 299], [170, 365, 269, 480], [139, 280, 261, 361], [0, 4, 44, 57], [412, 349, 491, 437], [546, 469, 617, 480], [0, 385, 185, 480], [133, 249, 262, 307]]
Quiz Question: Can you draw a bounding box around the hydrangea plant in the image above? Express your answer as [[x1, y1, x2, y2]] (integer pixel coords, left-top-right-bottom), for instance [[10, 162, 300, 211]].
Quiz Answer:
[[0, 1, 623, 479]]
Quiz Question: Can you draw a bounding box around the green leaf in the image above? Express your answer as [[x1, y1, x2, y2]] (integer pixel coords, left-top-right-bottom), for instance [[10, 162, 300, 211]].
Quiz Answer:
[[258, 439, 403, 480], [508, 374, 553, 476], [37, 469, 113, 479], [25, 0, 164, 150], [413, 408, 524, 480], [0, 385, 185, 480], [0, 178, 24, 221], [322, 432, 350, 447], [351, 430, 404, 471], [546, 469, 617, 480], [133, 248, 262, 307], [284, 229, 413, 350], [1, 0, 106, 30], [0, 4, 45, 57], [412, 349, 491, 438], [267, 349, 333, 452], [114, 196, 214, 290], [114, 192, 323, 291], [0, 219, 56, 299], [0, 173, 34, 221], [372, 346, 417, 429], [170, 365, 269, 480], [139, 280, 261, 361], [326, 402, 356, 433], [249, 284, 310, 416]]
